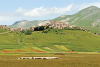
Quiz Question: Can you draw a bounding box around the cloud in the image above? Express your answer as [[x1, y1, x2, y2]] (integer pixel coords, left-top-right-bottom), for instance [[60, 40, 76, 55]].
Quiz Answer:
[[0, 16, 23, 25], [11, 2, 100, 18], [0, 3, 73, 25], [14, 3, 73, 17]]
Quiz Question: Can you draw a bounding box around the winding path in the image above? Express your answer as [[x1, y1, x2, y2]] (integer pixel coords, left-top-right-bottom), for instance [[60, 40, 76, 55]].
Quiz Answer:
[[0, 31, 9, 34]]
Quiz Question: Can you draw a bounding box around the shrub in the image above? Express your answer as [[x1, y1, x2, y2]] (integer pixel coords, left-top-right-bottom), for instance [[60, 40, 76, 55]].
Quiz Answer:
[[21, 30, 25, 33], [46, 26, 49, 29], [47, 28, 50, 31], [82, 29, 85, 31], [43, 30, 48, 33], [25, 30, 32, 35], [50, 27, 53, 29], [98, 33, 100, 35]]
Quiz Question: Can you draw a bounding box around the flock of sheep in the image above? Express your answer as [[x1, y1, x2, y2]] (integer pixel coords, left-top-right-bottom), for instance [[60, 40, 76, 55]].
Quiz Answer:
[[18, 57, 59, 59]]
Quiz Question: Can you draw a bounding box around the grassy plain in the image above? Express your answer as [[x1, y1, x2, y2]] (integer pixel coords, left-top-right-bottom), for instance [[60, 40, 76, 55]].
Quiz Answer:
[[0, 54, 100, 67]]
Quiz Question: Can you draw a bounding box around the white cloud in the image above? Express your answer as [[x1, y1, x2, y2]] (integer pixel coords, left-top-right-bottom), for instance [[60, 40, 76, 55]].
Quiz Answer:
[[0, 16, 20, 22], [15, 3, 73, 17], [0, 3, 73, 25], [0, 16, 23, 25], [15, 7, 27, 13]]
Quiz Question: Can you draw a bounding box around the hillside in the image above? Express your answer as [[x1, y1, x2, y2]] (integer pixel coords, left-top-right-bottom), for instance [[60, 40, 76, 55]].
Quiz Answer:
[[9, 20, 42, 29], [22, 29, 100, 52], [0, 28, 8, 33], [0, 28, 21, 51], [9, 20, 50, 29], [53, 6, 100, 27], [0, 28, 100, 52]]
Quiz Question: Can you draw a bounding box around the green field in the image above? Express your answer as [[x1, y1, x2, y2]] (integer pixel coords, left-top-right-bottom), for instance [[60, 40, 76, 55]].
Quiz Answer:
[[0, 28, 100, 52], [23, 29, 100, 52], [0, 28, 21, 51], [0, 28, 8, 33], [1, 27, 100, 67]]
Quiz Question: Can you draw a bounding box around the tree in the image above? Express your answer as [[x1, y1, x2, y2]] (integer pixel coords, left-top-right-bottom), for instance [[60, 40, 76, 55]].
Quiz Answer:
[[97, 25, 99, 27], [34, 26, 45, 31], [34, 27, 39, 31], [46, 26, 49, 29], [39, 26, 44, 31]]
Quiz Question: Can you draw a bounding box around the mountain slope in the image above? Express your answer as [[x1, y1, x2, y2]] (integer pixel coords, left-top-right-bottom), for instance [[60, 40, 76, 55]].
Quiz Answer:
[[10, 20, 43, 29], [53, 6, 100, 27], [9, 20, 51, 29]]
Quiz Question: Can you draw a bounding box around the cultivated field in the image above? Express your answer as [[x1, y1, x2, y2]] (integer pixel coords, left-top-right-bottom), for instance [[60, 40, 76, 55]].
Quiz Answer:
[[0, 28, 100, 52], [23, 29, 100, 52], [0, 54, 100, 67], [0, 28, 100, 67]]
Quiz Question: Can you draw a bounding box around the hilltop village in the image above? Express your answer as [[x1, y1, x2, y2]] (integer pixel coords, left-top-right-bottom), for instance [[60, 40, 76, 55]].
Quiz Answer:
[[0, 21, 83, 32]]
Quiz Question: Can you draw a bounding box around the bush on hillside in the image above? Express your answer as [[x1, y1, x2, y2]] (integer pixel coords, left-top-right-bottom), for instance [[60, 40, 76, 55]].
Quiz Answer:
[[43, 30, 48, 33], [82, 29, 85, 31], [50, 27, 53, 29], [64, 27, 81, 30], [46, 26, 49, 29], [25, 30, 32, 35], [98, 33, 100, 35], [21, 30, 25, 33], [15, 30, 19, 34], [47, 28, 50, 31]]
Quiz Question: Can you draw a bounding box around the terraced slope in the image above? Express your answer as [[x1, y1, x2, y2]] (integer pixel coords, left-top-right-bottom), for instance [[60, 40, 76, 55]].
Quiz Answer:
[[0, 28, 21, 51], [0, 29, 100, 52], [22, 29, 100, 52]]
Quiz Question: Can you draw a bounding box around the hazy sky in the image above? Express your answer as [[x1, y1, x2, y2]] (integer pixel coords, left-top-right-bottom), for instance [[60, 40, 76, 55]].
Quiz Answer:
[[0, 0, 100, 25]]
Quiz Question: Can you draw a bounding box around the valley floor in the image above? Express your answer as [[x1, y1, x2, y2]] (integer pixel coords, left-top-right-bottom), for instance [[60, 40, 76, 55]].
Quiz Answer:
[[0, 54, 100, 67]]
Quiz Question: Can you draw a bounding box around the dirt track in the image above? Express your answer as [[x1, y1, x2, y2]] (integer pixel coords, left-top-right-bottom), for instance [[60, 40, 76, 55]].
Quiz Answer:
[[0, 32, 9, 34], [1, 52, 99, 54]]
